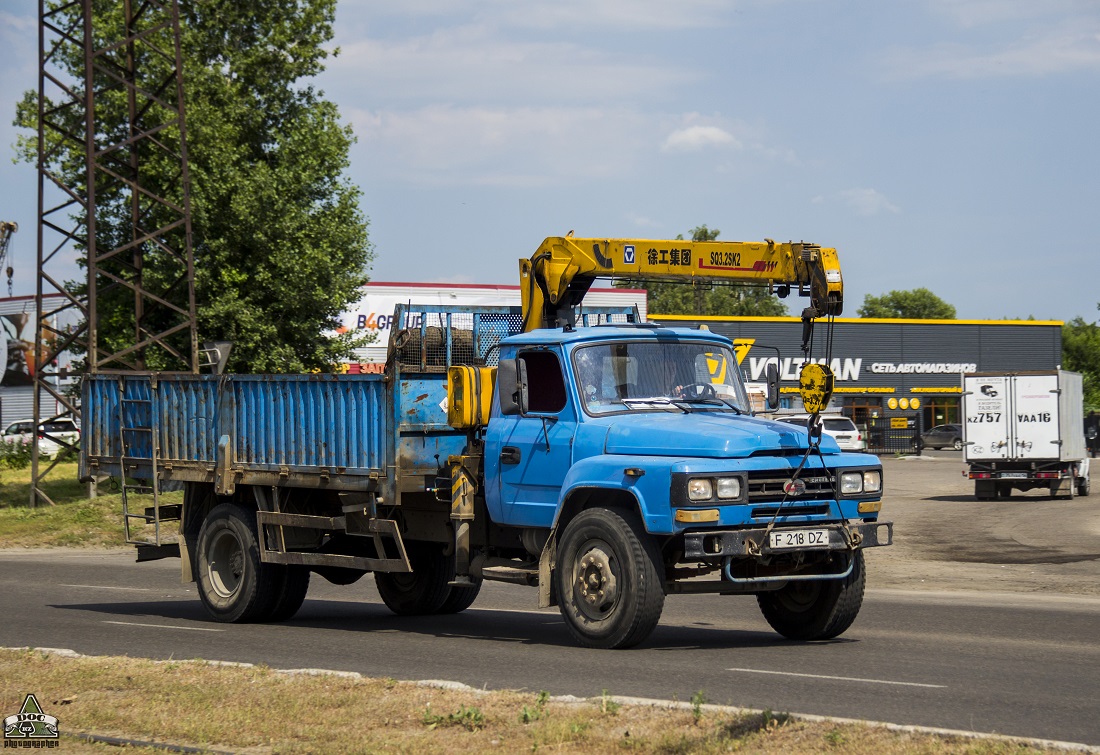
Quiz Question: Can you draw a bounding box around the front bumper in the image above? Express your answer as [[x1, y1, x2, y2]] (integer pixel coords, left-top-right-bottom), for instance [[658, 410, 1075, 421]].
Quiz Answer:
[[682, 520, 893, 560]]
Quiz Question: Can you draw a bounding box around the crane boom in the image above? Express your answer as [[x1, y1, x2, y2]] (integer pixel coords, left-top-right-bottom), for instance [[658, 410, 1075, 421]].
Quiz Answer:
[[519, 235, 843, 332]]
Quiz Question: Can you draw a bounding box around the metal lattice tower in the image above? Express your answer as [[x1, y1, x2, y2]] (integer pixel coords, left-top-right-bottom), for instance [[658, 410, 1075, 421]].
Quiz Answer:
[[32, 0, 197, 506]]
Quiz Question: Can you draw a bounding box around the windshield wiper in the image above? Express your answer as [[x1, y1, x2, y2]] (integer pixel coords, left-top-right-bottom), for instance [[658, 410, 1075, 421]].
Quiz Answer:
[[673, 396, 746, 414], [621, 397, 689, 414]]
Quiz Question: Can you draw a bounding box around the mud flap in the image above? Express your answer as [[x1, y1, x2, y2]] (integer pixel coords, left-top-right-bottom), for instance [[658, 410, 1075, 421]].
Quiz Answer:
[[538, 529, 557, 609]]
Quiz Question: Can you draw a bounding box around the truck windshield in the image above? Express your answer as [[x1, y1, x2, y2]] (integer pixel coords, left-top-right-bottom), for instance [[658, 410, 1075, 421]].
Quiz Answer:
[[572, 341, 750, 416]]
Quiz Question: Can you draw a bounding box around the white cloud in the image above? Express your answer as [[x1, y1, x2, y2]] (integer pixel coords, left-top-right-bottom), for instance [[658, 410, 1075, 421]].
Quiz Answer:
[[661, 125, 740, 152], [927, 0, 1083, 28], [625, 211, 662, 228], [349, 105, 654, 186], [839, 188, 901, 216], [882, 28, 1100, 78], [342, 0, 732, 31], [330, 26, 696, 105]]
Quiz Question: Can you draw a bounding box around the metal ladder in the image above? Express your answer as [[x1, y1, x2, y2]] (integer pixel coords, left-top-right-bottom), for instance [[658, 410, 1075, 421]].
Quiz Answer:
[[117, 380, 163, 546]]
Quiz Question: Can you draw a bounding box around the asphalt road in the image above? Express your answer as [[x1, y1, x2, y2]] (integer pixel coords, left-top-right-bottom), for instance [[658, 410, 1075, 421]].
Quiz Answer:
[[1, 549, 1099, 747]]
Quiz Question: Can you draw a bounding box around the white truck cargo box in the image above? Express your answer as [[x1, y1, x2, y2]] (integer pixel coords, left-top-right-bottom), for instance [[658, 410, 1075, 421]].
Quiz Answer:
[[963, 371, 1085, 463]]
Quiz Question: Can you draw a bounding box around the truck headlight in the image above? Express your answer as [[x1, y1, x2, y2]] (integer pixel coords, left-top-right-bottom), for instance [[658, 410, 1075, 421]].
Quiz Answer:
[[687, 478, 713, 501], [840, 471, 864, 494], [716, 477, 741, 499], [863, 470, 881, 493]]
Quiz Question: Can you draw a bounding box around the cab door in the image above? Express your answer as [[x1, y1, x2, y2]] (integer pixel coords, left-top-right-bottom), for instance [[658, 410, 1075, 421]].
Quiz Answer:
[[484, 348, 577, 528]]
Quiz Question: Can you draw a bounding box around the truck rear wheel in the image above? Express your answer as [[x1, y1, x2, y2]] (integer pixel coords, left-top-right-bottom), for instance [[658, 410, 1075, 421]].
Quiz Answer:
[[555, 508, 665, 649], [267, 566, 310, 622], [1079, 478, 1091, 497], [196, 503, 281, 623], [757, 551, 865, 641], [438, 579, 483, 614], [374, 542, 452, 615]]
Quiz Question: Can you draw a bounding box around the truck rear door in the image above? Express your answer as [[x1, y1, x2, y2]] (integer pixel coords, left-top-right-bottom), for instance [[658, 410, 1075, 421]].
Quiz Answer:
[[963, 375, 1010, 460], [1010, 374, 1060, 460]]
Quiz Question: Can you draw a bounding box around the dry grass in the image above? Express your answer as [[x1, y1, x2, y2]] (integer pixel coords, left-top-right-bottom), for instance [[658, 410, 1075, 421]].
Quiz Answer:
[[0, 649, 1063, 755]]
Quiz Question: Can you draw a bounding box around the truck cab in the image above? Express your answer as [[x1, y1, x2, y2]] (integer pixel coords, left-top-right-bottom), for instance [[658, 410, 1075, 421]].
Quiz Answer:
[[471, 323, 890, 647]]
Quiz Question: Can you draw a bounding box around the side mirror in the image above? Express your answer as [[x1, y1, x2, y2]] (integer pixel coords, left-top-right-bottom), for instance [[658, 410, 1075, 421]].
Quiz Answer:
[[766, 363, 780, 410], [497, 358, 529, 416]]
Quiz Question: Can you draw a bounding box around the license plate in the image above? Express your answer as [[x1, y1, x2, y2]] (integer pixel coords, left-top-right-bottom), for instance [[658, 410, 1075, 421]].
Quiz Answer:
[[1000, 472, 1028, 479], [769, 529, 830, 550]]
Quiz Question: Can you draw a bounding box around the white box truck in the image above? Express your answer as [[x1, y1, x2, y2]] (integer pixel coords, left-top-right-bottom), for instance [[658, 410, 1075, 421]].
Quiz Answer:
[[962, 371, 1090, 500]]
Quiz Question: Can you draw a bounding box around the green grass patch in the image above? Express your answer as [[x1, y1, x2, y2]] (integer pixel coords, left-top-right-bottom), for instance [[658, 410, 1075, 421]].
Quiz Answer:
[[0, 463, 180, 548]]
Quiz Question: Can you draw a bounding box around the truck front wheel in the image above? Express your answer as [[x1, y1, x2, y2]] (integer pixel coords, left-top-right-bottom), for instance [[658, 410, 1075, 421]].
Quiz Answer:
[[757, 551, 865, 641], [555, 508, 665, 649], [196, 503, 281, 623]]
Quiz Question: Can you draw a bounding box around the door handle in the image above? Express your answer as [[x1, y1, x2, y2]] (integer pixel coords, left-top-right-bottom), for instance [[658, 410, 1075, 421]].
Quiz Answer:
[[500, 446, 521, 465]]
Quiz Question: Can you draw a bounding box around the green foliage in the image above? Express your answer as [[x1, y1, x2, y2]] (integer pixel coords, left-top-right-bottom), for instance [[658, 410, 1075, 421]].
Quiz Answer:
[[520, 690, 551, 724], [857, 288, 957, 319], [1062, 305, 1100, 410], [422, 703, 485, 731], [690, 689, 706, 724], [616, 225, 789, 318], [598, 690, 620, 716], [0, 439, 33, 470], [13, 0, 372, 373]]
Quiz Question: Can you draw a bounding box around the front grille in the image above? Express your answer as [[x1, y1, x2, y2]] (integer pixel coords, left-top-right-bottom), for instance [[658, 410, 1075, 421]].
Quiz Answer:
[[751, 505, 830, 518], [746, 470, 838, 503]]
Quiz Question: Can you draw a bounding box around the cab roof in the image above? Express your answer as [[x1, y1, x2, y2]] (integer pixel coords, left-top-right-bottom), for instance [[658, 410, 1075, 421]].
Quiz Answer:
[[501, 324, 733, 348]]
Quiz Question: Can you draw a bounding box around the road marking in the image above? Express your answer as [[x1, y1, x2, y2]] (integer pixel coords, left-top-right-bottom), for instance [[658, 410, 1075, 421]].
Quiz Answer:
[[103, 621, 223, 632], [727, 667, 945, 689], [63, 584, 154, 592]]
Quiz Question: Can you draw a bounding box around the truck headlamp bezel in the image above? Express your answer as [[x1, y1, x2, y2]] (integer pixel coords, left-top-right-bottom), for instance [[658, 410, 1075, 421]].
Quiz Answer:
[[673, 473, 748, 505], [837, 467, 883, 499]]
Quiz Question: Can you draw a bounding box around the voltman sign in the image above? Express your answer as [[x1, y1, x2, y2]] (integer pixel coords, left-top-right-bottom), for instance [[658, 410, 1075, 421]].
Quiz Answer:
[[654, 316, 1062, 395]]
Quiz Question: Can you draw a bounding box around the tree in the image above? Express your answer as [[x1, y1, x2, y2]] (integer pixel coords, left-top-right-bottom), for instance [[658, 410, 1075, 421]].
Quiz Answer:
[[857, 288, 956, 319], [15, 0, 371, 373], [1063, 306, 1100, 410], [618, 225, 788, 317]]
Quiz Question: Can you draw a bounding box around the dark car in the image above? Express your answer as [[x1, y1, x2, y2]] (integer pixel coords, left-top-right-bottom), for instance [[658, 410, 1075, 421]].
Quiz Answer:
[[917, 423, 963, 451]]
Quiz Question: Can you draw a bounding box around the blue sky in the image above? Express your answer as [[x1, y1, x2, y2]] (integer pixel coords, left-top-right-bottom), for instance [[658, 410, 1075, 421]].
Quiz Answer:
[[2, 0, 1099, 321]]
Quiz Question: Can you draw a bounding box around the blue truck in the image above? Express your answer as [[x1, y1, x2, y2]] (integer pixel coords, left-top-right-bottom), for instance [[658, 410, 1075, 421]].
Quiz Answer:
[[81, 236, 892, 648]]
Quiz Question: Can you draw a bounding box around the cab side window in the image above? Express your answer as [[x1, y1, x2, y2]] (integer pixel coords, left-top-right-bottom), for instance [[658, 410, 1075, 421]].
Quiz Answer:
[[519, 350, 567, 413]]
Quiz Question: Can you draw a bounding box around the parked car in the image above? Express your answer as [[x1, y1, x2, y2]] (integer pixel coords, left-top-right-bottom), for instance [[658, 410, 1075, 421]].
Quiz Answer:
[[917, 423, 963, 451], [1, 418, 80, 457], [776, 413, 866, 451]]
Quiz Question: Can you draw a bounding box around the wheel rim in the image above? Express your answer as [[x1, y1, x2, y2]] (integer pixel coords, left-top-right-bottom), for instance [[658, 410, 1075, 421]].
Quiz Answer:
[[572, 539, 620, 621], [774, 581, 822, 613], [207, 528, 245, 599]]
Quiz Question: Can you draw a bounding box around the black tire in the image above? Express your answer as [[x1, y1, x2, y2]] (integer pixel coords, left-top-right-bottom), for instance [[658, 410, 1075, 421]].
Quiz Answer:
[[438, 578, 483, 614], [554, 508, 665, 649], [757, 550, 865, 641], [975, 481, 995, 501], [267, 566, 310, 622], [374, 542, 452, 615], [996, 484, 1012, 499], [195, 503, 281, 623], [1078, 478, 1091, 497], [952, 438, 963, 451]]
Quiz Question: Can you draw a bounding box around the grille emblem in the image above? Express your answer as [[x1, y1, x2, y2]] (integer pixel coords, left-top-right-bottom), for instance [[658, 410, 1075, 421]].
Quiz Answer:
[[783, 479, 806, 495]]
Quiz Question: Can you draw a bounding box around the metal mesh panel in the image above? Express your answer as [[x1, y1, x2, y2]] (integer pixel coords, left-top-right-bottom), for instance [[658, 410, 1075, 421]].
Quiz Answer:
[[389, 304, 638, 372], [391, 307, 525, 371]]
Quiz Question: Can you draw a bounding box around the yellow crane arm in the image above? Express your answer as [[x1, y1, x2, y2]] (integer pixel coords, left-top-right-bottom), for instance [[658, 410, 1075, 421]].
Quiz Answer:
[[519, 235, 843, 331]]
